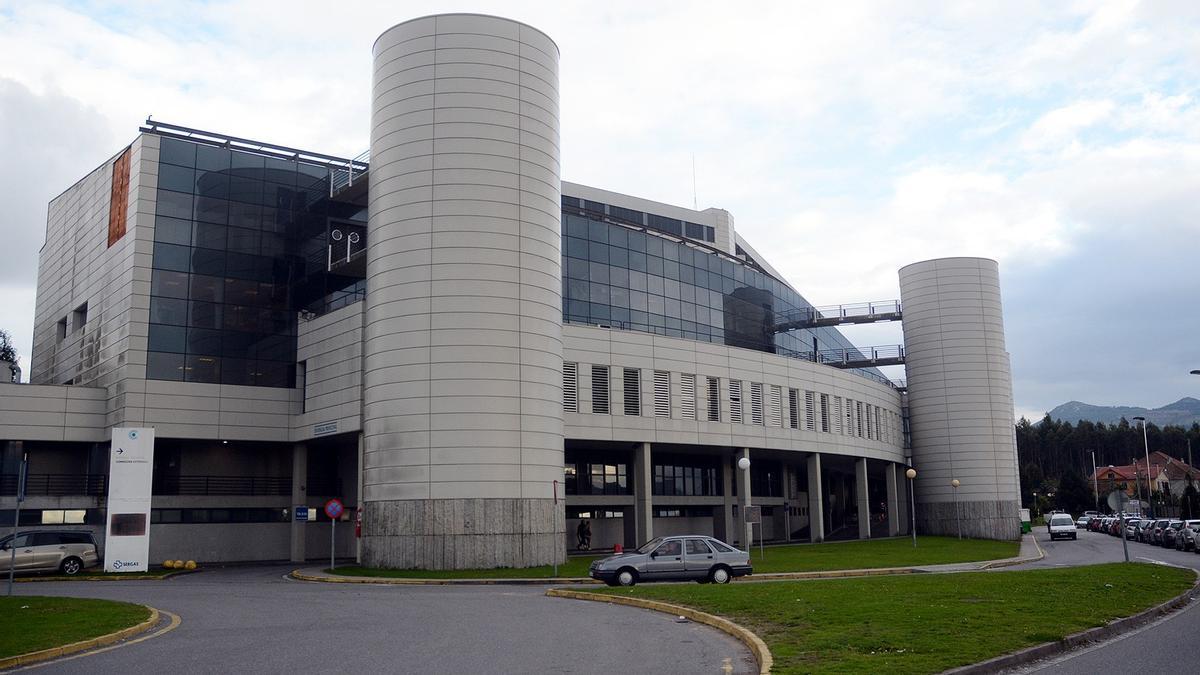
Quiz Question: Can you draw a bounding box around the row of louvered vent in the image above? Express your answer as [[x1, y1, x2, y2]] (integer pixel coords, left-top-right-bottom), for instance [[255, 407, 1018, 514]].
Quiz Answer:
[[562, 363, 899, 444]]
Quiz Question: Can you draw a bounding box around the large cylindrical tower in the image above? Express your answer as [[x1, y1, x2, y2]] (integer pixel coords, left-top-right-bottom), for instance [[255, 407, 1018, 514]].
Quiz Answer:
[[362, 14, 564, 568], [898, 257, 1020, 540]]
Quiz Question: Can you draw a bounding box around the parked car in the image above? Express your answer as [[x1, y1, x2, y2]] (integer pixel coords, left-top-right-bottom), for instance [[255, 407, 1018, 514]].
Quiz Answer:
[[588, 535, 752, 587], [1123, 518, 1142, 539], [1076, 515, 1092, 529], [0, 530, 100, 575], [1174, 520, 1200, 551], [1149, 519, 1172, 545], [1048, 513, 1077, 541], [1133, 519, 1152, 542], [1162, 520, 1185, 548]]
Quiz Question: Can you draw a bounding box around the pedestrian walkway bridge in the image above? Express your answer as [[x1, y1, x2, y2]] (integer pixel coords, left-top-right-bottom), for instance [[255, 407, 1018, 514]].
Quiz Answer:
[[778, 344, 906, 369], [774, 300, 902, 333]]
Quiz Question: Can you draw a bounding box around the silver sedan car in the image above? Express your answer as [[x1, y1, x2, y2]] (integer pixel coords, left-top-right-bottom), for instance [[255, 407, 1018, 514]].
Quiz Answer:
[[588, 535, 752, 587]]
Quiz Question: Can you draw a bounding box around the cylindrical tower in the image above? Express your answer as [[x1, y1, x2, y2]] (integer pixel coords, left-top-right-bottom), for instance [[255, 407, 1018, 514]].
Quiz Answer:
[[898, 257, 1020, 540], [363, 14, 564, 568]]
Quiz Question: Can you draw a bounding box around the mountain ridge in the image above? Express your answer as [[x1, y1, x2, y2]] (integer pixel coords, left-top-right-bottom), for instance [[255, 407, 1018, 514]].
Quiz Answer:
[[1044, 397, 1200, 427]]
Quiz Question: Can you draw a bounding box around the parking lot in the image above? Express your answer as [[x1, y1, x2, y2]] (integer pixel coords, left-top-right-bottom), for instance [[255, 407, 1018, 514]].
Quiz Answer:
[[1007, 521, 1200, 674]]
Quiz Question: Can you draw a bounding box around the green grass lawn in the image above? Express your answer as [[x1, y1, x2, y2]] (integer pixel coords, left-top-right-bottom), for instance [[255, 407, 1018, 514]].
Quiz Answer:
[[328, 536, 1016, 579], [0, 596, 151, 659], [747, 536, 1018, 573], [589, 563, 1196, 674], [329, 555, 602, 579]]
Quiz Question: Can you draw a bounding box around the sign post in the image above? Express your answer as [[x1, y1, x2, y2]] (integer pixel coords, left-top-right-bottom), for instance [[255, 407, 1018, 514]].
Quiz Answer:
[[6, 452, 26, 596], [324, 499, 344, 571], [745, 505, 763, 560], [105, 428, 155, 573]]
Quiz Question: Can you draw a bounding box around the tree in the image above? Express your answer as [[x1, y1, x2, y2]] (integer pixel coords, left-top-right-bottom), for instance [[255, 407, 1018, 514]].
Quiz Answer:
[[0, 329, 17, 363], [1055, 470, 1093, 515]]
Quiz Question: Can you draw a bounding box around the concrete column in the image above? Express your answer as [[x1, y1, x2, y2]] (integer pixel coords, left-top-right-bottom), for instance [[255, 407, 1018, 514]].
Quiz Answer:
[[290, 443, 307, 563], [899, 257, 1020, 540], [355, 432, 364, 563], [856, 458, 870, 539], [634, 442, 653, 545], [737, 448, 752, 550], [363, 14, 565, 569], [886, 462, 900, 537], [783, 465, 793, 543], [718, 454, 735, 543], [807, 453, 824, 543]]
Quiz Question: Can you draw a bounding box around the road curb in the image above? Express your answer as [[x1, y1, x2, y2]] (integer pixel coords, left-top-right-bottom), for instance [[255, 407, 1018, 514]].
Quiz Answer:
[[0, 605, 161, 671], [979, 535, 1045, 570], [942, 567, 1200, 675], [546, 588, 772, 675], [14, 569, 196, 583], [289, 569, 602, 585]]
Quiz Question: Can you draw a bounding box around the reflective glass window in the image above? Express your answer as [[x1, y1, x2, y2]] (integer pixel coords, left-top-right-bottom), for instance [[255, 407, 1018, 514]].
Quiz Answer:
[[158, 164, 196, 194], [159, 138, 196, 168], [151, 269, 189, 299], [154, 217, 192, 246], [146, 351, 185, 381], [148, 324, 186, 353], [153, 242, 191, 272], [156, 189, 194, 220]]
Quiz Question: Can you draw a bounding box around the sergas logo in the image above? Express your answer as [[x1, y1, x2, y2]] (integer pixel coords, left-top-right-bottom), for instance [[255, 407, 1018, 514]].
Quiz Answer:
[[128, 430, 139, 440]]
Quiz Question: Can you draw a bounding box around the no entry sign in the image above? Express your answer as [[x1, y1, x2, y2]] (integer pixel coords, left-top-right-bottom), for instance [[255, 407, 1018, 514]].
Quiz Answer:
[[324, 498, 344, 520]]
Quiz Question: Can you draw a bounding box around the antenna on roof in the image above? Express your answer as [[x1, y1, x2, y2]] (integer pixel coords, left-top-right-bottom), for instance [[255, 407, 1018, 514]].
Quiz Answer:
[[691, 153, 698, 210]]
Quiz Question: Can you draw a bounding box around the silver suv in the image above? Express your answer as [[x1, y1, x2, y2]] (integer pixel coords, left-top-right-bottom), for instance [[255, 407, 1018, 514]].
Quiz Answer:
[[0, 530, 100, 575], [588, 535, 752, 587]]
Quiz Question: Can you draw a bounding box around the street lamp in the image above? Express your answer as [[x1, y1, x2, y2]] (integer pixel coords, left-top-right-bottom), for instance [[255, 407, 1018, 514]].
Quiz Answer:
[[1133, 416, 1152, 518], [1190, 370, 1200, 375], [737, 456, 757, 558], [905, 467, 917, 547], [951, 479, 962, 539]]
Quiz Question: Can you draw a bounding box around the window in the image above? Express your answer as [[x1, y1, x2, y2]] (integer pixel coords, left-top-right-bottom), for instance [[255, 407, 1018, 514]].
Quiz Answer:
[[729, 380, 743, 423], [705, 376, 720, 422], [820, 394, 830, 433], [768, 385, 782, 427], [844, 398, 854, 436], [686, 539, 712, 555], [750, 382, 763, 425], [653, 370, 670, 418], [623, 368, 641, 416], [865, 405, 874, 440], [805, 391, 816, 431], [875, 406, 882, 441], [788, 388, 799, 429], [680, 373, 696, 420], [834, 397, 844, 434], [653, 459, 719, 496], [56, 317, 67, 342], [563, 362, 578, 413], [591, 365, 609, 414], [856, 401, 864, 437], [72, 302, 88, 333], [586, 463, 628, 495]]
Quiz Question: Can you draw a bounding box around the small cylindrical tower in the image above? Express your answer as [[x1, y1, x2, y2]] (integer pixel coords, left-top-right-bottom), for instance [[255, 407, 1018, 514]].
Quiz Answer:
[[362, 14, 564, 568], [898, 257, 1020, 540]]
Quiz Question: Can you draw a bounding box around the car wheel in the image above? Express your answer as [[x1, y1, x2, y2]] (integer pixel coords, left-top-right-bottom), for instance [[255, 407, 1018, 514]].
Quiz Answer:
[[616, 568, 637, 587], [60, 557, 84, 576], [709, 566, 731, 584]]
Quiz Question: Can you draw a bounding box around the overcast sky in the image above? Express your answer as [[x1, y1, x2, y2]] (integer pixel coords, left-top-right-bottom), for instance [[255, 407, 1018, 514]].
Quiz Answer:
[[1, 1, 1197, 420]]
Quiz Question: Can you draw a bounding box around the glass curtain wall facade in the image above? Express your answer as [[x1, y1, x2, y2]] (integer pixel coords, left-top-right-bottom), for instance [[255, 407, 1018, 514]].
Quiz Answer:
[[147, 136, 365, 387], [561, 198, 878, 364]]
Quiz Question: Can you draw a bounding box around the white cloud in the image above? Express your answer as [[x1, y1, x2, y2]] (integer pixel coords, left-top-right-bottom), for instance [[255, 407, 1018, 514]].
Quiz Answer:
[[0, 1, 1197, 418]]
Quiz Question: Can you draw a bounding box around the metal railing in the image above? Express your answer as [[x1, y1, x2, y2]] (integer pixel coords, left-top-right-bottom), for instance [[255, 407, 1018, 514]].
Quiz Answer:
[[774, 300, 902, 332], [154, 476, 292, 496], [778, 344, 906, 367], [330, 149, 370, 194], [0, 473, 107, 496]]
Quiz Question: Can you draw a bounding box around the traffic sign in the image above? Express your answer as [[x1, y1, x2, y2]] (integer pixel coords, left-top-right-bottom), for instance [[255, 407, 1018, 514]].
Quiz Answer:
[[744, 505, 762, 524], [295, 506, 310, 522], [324, 498, 344, 520], [1107, 490, 1129, 512]]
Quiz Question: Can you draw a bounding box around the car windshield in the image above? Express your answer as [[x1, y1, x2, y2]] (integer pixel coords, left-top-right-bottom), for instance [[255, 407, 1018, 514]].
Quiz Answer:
[[1051, 516, 1073, 525], [635, 537, 664, 554]]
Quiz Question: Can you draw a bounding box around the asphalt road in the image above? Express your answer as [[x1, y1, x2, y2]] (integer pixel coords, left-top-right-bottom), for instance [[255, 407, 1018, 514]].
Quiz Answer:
[[9, 565, 756, 674], [1003, 527, 1200, 674]]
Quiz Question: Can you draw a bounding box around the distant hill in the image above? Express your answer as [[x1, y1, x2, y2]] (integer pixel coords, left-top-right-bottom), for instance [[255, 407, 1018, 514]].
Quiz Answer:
[[1046, 397, 1200, 428]]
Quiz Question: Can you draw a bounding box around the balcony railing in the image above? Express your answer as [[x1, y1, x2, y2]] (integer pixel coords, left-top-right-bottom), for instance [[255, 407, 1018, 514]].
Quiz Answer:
[[154, 476, 292, 496], [0, 473, 107, 496]]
